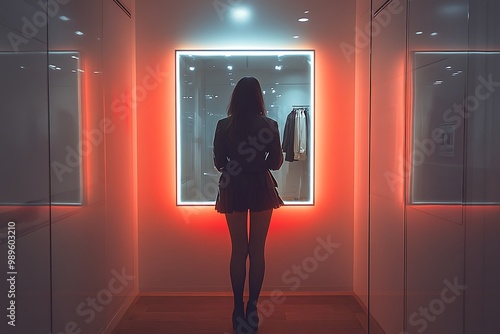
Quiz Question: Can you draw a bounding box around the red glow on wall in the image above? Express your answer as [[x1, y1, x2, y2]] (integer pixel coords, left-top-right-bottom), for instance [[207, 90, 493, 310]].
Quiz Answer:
[[136, 45, 356, 231]]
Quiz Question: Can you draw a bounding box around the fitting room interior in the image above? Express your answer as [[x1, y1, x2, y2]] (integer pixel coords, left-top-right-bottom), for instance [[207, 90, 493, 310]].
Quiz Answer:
[[1, 0, 499, 333]]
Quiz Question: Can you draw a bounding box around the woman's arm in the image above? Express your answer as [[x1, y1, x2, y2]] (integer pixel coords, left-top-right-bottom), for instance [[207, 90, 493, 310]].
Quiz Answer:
[[213, 119, 228, 171], [265, 120, 284, 170]]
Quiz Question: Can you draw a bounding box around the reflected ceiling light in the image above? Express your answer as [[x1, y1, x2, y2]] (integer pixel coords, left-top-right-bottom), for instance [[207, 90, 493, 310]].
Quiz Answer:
[[59, 15, 70, 21], [293, 35, 300, 39], [415, 31, 423, 35], [433, 80, 443, 85], [304, 10, 310, 14], [298, 17, 309, 22], [75, 31, 84, 36], [227, 65, 233, 70], [430, 32, 438, 36], [446, 66, 452, 70], [231, 7, 251, 22], [275, 65, 282, 70], [438, 4, 468, 17], [71, 55, 79, 60], [189, 66, 195, 71], [20, 66, 25, 69]]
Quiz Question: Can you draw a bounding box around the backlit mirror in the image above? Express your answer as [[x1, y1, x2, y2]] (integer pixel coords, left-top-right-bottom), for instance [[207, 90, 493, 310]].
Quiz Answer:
[[176, 50, 314, 206]]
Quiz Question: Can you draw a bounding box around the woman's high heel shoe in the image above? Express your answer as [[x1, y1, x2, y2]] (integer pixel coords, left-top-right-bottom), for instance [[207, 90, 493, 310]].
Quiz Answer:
[[232, 302, 253, 333], [245, 300, 259, 331]]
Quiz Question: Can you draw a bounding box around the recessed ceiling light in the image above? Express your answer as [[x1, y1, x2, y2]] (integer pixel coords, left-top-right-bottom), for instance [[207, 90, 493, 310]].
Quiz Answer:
[[59, 15, 70, 21], [304, 10, 310, 14], [189, 67, 195, 71], [75, 31, 84, 36], [446, 66, 452, 70], [298, 17, 309, 22], [275, 65, 282, 71], [431, 32, 438, 36], [227, 65, 233, 70], [293, 35, 300, 39], [231, 7, 251, 22], [415, 31, 423, 35]]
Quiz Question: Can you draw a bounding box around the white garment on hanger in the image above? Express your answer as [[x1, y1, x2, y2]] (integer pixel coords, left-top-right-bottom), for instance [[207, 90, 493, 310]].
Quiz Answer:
[[294, 109, 307, 161]]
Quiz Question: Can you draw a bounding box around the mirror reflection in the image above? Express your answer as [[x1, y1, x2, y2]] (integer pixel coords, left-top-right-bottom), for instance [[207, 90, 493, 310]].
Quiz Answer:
[[176, 50, 314, 205], [411, 51, 500, 204], [0, 51, 82, 206]]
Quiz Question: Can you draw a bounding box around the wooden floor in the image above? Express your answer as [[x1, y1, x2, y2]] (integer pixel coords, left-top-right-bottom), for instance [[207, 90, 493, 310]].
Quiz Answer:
[[112, 295, 370, 334]]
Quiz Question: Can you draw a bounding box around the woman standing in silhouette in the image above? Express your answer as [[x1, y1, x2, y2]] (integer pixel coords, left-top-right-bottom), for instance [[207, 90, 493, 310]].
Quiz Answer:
[[213, 77, 284, 333]]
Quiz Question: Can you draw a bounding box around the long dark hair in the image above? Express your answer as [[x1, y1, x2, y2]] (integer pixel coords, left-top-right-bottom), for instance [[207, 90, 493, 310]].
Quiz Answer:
[[227, 77, 267, 137]]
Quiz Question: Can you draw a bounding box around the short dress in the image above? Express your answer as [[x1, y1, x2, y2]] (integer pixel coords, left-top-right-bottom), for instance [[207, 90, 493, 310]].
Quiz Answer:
[[213, 115, 284, 213]]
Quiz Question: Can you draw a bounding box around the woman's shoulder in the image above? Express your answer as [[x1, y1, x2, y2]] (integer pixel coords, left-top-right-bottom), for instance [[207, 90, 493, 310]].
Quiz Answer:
[[260, 115, 279, 129], [215, 117, 231, 130]]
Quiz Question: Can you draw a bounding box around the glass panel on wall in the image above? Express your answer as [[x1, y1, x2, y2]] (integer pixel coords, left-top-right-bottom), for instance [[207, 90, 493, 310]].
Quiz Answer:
[[405, 1, 469, 334], [48, 0, 108, 333], [368, 0, 407, 333], [410, 51, 468, 204], [0, 50, 84, 206], [464, 1, 500, 333], [49, 0, 137, 332], [0, 1, 51, 333], [176, 50, 314, 205], [411, 51, 500, 205]]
